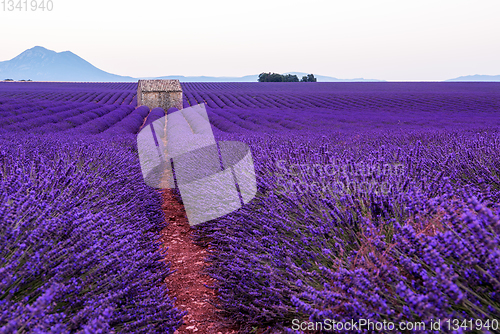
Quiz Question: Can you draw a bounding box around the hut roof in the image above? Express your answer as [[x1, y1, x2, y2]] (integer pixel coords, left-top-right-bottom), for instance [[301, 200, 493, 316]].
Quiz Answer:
[[138, 79, 182, 92]]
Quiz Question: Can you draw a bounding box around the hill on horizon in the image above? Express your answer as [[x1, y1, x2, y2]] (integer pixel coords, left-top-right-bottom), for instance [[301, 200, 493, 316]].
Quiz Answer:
[[0, 46, 136, 82], [1, 46, 499, 82], [445, 74, 500, 82], [151, 72, 384, 82], [0, 46, 384, 83]]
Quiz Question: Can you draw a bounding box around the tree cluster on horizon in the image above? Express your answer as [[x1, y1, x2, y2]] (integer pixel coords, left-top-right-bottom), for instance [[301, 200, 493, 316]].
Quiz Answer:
[[258, 73, 317, 82]]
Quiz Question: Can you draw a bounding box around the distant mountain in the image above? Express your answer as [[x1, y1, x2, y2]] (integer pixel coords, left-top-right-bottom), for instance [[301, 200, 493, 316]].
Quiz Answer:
[[150, 74, 260, 82], [0, 46, 385, 82], [446, 74, 500, 82], [0, 46, 136, 82], [282, 72, 384, 82], [150, 72, 384, 82]]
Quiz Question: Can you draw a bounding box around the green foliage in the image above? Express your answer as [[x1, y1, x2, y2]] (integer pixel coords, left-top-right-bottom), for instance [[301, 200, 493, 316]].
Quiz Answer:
[[283, 74, 299, 82], [300, 74, 317, 82], [258, 73, 300, 82]]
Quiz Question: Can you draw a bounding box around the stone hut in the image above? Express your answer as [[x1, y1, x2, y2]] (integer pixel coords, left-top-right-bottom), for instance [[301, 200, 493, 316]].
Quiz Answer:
[[137, 79, 183, 110]]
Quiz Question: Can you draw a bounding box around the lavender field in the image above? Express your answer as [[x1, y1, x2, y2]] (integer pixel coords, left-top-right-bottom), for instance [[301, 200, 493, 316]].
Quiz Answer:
[[1, 81, 500, 333]]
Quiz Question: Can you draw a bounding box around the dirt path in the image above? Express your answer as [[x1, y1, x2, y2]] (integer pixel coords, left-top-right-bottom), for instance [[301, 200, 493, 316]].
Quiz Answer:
[[160, 189, 239, 334]]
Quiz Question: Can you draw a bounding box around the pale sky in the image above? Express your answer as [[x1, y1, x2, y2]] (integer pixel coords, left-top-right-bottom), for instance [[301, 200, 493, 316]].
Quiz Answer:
[[0, 0, 499, 81]]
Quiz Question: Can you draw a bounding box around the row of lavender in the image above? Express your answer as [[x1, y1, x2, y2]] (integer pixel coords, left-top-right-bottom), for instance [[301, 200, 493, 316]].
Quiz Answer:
[[184, 91, 499, 113], [182, 82, 500, 111], [181, 81, 500, 94], [0, 82, 137, 90], [0, 92, 136, 106], [5, 81, 499, 134], [0, 88, 187, 332], [0, 90, 420, 136], [0, 133, 185, 333], [179, 83, 500, 332], [0, 82, 137, 105], [181, 82, 500, 135], [200, 105, 500, 134], [2, 81, 500, 333], [195, 128, 500, 333], [0, 99, 151, 135]]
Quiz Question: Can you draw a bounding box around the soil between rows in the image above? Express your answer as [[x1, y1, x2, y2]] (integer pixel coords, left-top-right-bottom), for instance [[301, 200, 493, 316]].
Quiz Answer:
[[159, 189, 239, 334]]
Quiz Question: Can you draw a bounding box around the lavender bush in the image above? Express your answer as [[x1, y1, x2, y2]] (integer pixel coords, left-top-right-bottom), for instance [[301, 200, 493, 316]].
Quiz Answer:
[[0, 132, 185, 333], [179, 82, 500, 333], [0, 82, 137, 106], [1, 81, 500, 333], [192, 130, 500, 333]]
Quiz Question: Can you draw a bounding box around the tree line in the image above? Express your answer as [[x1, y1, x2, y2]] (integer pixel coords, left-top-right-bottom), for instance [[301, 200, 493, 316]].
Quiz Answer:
[[258, 73, 317, 82]]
